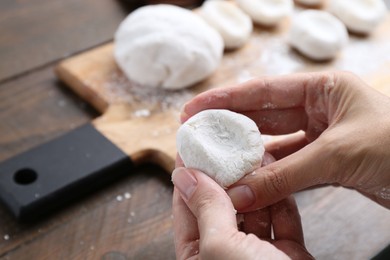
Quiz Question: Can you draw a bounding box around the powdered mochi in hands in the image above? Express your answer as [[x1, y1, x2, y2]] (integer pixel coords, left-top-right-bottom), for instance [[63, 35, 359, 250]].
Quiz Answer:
[[114, 5, 223, 90], [176, 109, 264, 188]]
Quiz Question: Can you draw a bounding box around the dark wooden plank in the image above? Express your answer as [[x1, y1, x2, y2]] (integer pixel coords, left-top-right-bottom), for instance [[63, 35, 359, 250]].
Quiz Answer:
[[0, 66, 98, 161], [0, 0, 132, 82]]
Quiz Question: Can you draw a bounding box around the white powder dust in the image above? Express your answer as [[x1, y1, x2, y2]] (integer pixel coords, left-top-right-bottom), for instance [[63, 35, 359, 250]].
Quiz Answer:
[[104, 71, 194, 112]]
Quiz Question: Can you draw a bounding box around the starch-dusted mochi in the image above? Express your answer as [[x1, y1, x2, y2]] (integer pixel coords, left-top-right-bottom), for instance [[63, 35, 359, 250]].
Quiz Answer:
[[295, 0, 323, 6], [199, 0, 253, 49], [328, 0, 387, 34], [289, 10, 348, 60], [176, 109, 264, 188], [114, 5, 223, 90], [235, 0, 293, 26]]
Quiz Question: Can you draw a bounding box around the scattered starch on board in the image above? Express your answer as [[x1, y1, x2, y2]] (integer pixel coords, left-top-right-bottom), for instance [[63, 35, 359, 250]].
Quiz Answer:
[[104, 71, 194, 112], [133, 109, 151, 118]]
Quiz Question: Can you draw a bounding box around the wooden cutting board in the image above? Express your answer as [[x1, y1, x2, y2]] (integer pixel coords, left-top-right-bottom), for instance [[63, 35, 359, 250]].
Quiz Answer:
[[56, 12, 390, 173]]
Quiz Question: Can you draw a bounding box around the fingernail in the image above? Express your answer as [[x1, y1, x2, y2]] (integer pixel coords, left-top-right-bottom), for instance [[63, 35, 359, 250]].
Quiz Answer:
[[172, 168, 197, 201], [227, 185, 255, 210]]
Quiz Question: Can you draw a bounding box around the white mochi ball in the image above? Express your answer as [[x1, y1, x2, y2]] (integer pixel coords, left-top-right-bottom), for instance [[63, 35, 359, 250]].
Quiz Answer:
[[199, 0, 253, 49], [176, 109, 264, 188], [328, 0, 387, 34], [114, 5, 224, 90], [289, 10, 348, 60], [235, 0, 293, 26]]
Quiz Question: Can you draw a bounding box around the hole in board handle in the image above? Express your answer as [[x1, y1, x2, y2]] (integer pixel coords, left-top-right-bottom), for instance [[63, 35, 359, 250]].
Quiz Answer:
[[14, 168, 38, 185]]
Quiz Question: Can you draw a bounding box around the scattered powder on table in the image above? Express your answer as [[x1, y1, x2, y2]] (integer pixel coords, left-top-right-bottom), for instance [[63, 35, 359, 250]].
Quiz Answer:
[[57, 100, 67, 108], [116, 195, 123, 202], [124, 192, 132, 199], [258, 35, 304, 75]]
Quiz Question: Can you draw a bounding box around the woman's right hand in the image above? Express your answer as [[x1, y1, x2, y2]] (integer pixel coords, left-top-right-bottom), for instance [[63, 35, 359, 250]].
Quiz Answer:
[[181, 71, 390, 211]]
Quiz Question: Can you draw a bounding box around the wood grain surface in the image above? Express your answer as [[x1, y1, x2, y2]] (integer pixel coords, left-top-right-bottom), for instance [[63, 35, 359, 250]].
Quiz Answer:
[[0, 0, 134, 82], [0, 1, 389, 259]]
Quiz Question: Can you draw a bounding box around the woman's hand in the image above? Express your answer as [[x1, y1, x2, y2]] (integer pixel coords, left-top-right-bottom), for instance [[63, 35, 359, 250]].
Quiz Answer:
[[172, 166, 313, 260], [181, 71, 390, 211]]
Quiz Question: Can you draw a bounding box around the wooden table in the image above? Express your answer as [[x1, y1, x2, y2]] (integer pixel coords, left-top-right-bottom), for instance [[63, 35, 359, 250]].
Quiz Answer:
[[0, 1, 389, 259]]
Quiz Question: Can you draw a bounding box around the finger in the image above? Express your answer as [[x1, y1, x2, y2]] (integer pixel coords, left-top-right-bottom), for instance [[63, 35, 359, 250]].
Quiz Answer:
[[172, 188, 200, 259], [181, 74, 308, 122], [265, 132, 309, 160], [271, 196, 313, 260], [241, 153, 273, 239], [181, 72, 335, 123], [172, 167, 238, 241], [227, 139, 331, 211], [270, 196, 304, 245], [242, 207, 272, 240]]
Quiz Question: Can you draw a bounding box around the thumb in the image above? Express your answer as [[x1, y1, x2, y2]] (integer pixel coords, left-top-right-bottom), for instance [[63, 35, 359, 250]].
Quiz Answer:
[[172, 167, 238, 239], [227, 140, 331, 212]]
